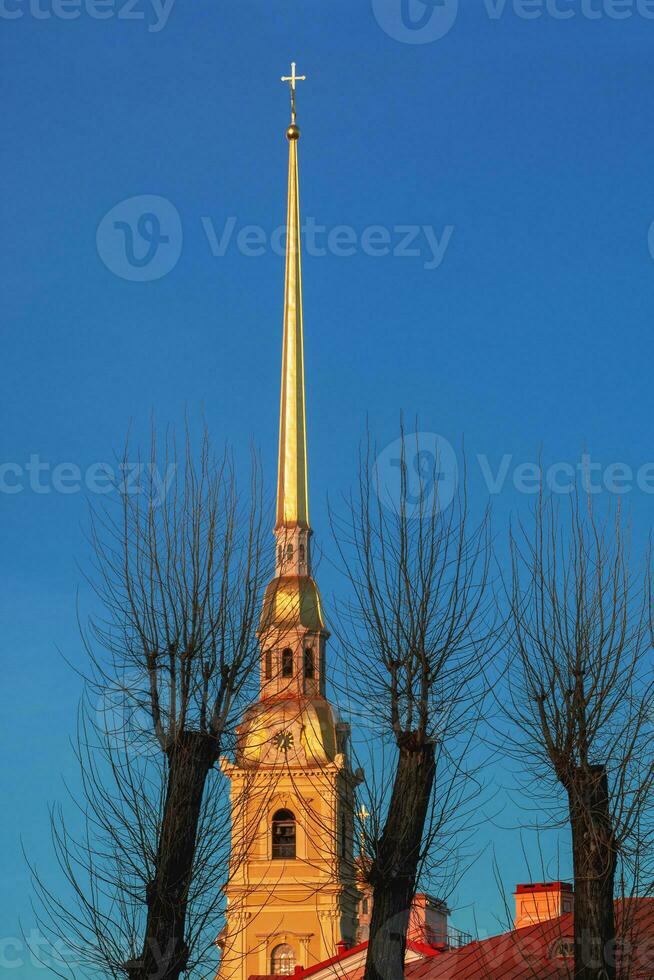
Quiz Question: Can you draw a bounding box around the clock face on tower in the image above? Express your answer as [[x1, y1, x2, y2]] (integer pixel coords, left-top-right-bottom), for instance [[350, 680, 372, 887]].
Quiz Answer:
[[275, 731, 294, 752]]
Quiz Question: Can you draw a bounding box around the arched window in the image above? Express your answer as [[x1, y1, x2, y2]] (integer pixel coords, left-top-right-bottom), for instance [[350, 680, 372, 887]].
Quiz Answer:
[[271, 943, 296, 975], [303, 648, 315, 679], [299, 543, 305, 563], [272, 809, 296, 859], [282, 648, 293, 677], [286, 542, 293, 559]]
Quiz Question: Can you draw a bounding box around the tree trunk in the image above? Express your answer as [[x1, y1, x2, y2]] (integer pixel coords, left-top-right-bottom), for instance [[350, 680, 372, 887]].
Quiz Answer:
[[364, 738, 436, 980], [569, 764, 617, 980], [128, 731, 218, 980]]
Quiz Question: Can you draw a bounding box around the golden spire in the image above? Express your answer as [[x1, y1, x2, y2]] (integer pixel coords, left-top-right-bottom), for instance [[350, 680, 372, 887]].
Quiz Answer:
[[260, 63, 324, 644], [276, 62, 309, 530]]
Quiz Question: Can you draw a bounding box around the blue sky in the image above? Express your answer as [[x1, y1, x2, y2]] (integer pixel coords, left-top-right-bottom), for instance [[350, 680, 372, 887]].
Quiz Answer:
[[3, 0, 654, 973]]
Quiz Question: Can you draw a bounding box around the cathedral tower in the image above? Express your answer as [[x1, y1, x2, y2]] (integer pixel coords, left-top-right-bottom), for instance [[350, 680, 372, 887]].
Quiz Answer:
[[217, 66, 360, 980]]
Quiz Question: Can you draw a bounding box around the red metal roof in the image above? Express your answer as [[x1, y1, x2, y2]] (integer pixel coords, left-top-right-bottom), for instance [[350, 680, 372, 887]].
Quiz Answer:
[[406, 898, 654, 980]]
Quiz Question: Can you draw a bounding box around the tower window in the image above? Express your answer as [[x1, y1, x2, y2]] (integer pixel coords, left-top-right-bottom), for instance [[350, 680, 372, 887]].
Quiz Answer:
[[282, 648, 294, 678], [277, 544, 282, 564], [271, 943, 296, 975], [299, 543, 305, 563], [303, 648, 315, 679], [272, 809, 296, 859], [286, 543, 293, 559]]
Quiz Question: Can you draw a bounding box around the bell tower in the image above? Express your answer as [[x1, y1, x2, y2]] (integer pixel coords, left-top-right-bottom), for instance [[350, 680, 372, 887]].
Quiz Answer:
[[217, 65, 360, 980]]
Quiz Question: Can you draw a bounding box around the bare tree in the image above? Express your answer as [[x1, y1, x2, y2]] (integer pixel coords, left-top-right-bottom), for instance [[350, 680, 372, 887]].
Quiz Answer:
[[29, 429, 270, 980], [330, 430, 491, 980], [501, 491, 654, 980]]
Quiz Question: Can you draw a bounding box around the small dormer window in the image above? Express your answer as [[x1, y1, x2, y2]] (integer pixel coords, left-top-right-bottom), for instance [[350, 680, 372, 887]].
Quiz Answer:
[[551, 939, 574, 959]]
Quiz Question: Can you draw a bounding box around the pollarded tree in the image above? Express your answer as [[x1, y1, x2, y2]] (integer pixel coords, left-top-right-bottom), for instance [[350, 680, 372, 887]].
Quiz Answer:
[[331, 429, 492, 980], [30, 429, 270, 980], [502, 492, 654, 980]]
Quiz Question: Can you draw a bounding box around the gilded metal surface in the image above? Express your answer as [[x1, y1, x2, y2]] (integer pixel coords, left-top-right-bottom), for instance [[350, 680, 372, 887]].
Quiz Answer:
[[238, 697, 337, 766], [260, 575, 324, 631], [275, 120, 309, 530]]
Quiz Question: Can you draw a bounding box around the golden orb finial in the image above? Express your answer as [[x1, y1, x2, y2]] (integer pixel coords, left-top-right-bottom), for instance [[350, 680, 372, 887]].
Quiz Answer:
[[286, 124, 300, 141]]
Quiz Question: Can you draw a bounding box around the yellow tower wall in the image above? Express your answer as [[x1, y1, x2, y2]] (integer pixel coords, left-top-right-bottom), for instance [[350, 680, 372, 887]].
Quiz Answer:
[[217, 754, 360, 979]]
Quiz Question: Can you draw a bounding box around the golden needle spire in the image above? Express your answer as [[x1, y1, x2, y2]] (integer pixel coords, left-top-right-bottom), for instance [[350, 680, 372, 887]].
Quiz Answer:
[[276, 63, 309, 530]]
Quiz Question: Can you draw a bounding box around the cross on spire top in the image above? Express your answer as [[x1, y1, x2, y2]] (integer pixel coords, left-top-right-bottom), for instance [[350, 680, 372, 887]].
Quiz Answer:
[[281, 61, 306, 123]]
